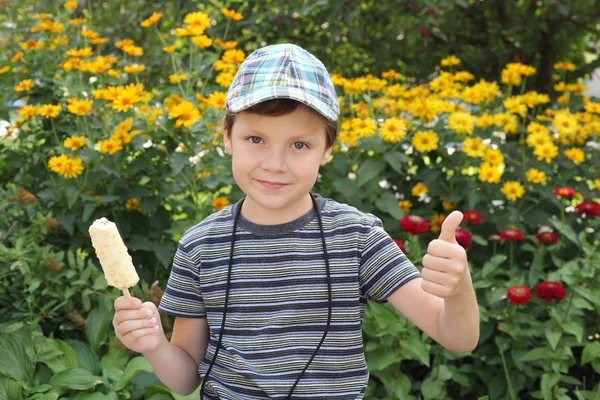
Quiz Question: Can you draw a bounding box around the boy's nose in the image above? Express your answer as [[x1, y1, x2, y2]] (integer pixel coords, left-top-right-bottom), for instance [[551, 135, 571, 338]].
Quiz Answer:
[[261, 149, 288, 172]]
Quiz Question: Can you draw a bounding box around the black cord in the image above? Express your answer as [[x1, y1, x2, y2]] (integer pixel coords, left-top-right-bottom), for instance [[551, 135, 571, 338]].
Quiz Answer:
[[200, 192, 332, 399]]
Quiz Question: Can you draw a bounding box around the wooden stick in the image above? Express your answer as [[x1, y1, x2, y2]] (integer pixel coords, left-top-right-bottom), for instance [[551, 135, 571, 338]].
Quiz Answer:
[[122, 287, 131, 297]]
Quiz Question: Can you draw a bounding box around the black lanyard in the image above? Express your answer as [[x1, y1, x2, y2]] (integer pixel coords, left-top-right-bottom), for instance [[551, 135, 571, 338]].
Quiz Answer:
[[200, 192, 332, 399]]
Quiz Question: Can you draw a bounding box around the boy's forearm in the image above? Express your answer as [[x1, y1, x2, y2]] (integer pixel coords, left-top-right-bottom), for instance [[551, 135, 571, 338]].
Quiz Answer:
[[436, 285, 480, 353], [143, 339, 202, 396]]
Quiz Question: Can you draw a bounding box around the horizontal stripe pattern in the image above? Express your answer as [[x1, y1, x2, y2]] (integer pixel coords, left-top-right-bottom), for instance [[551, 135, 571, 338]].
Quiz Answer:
[[158, 195, 420, 399]]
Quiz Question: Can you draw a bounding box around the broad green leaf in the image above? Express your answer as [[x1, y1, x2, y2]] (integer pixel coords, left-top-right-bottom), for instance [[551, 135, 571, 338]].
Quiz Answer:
[[548, 219, 579, 246], [356, 158, 385, 188], [401, 336, 431, 367], [375, 192, 404, 220], [481, 254, 507, 278], [365, 347, 402, 371], [521, 346, 551, 362], [85, 305, 111, 354], [35, 339, 79, 374], [117, 357, 154, 390], [49, 368, 102, 391], [56, 211, 75, 236], [562, 321, 584, 344], [582, 342, 600, 365], [383, 152, 410, 174], [0, 376, 22, 400], [66, 186, 80, 210], [545, 331, 562, 352], [65, 340, 100, 375], [100, 347, 130, 372], [421, 376, 445, 400], [541, 373, 552, 400], [0, 327, 35, 383]]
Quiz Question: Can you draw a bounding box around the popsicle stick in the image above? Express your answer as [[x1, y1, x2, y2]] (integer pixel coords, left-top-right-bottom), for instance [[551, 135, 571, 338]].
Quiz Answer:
[[122, 287, 131, 297]]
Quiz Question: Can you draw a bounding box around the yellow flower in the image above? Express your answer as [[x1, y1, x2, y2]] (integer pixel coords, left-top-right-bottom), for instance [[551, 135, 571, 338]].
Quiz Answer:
[[398, 200, 412, 212], [168, 101, 201, 128], [478, 162, 502, 183], [216, 71, 235, 87], [183, 11, 211, 34], [554, 61, 576, 71], [197, 171, 212, 179], [140, 12, 161, 27], [212, 196, 230, 209], [17, 105, 38, 120], [441, 197, 455, 211], [111, 87, 140, 112], [89, 37, 109, 45], [552, 111, 579, 137], [162, 45, 177, 53], [122, 45, 143, 56], [111, 130, 132, 144], [192, 35, 213, 48], [525, 168, 547, 184], [352, 118, 377, 138], [64, 135, 86, 150], [382, 69, 402, 80], [378, 117, 406, 143], [526, 121, 549, 136], [66, 47, 92, 57], [448, 112, 475, 135], [67, 98, 93, 116], [48, 154, 84, 178], [584, 102, 600, 114], [594, 179, 600, 191], [484, 148, 504, 165], [462, 137, 488, 158], [221, 49, 246, 64], [411, 182, 428, 197], [100, 139, 123, 154], [563, 147, 585, 164], [214, 39, 238, 49], [501, 181, 525, 201], [411, 130, 439, 152], [107, 69, 121, 78], [37, 104, 62, 118], [64, 0, 77, 10], [15, 79, 34, 92], [115, 39, 135, 49], [533, 142, 559, 163], [169, 73, 187, 84], [206, 92, 227, 108], [11, 52, 24, 63], [221, 8, 243, 20], [476, 114, 495, 128], [125, 198, 141, 211], [441, 55, 461, 67], [124, 64, 145, 74], [0, 66, 10, 74], [430, 213, 446, 233]]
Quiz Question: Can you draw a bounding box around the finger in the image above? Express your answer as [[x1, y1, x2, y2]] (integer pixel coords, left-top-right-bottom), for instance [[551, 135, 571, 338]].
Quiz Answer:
[[116, 317, 158, 337], [122, 326, 160, 340], [438, 210, 463, 244], [114, 295, 142, 311], [113, 309, 154, 326], [422, 254, 455, 272], [421, 277, 450, 298], [427, 239, 462, 259], [421, 266, 448, 285]]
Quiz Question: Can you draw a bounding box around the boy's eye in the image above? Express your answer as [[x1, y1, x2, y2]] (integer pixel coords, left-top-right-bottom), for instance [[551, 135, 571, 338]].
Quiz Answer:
[[247, 137, 308, 150]]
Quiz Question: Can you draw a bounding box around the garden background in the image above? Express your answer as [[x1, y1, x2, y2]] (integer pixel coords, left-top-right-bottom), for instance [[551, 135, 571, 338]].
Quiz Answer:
[[1, 0, 600, 399]]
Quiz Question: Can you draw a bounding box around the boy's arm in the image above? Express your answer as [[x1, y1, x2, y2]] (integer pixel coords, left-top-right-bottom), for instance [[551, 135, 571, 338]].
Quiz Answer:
[[386, 211, 479, 353], [143, 316, 210, 396]]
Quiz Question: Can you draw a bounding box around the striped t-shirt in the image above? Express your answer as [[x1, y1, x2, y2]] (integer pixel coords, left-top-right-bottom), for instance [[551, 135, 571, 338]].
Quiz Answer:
[[158, 193, 421, 399]]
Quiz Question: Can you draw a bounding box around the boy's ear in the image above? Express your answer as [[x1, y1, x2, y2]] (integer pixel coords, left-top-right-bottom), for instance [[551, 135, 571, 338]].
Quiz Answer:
[[320, 145, 333, 165], [222, 116, 233, 155]]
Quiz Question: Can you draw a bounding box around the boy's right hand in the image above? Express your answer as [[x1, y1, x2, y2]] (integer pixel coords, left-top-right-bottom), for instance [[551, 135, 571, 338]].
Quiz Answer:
[[113, 296, 166, 355]]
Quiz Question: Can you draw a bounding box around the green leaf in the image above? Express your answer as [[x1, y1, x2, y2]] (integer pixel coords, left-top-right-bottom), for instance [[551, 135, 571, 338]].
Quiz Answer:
[[49, 368, 102, 391], [521, 346, 551, 362], [421, 376, 445, 400], [561, 321, 584, 344], [100, 347, 130, 372], [35, 339, 79, 374], [0, 327, 35, 383], [128, 234, 154, 251], [356, 158, 385, 188], [169, 153, 189, 177], [582, 342, 600, 365], [541, 373, 552, 400], [82, 203, 95, 222], [56, 211, 75, 236], [366, 347, 402, 371], [0, 376, 22, 400], [66, 186, 80, 210], [375, 192, 404, 220], [481, 254, 507, 278], [117, 357, 154, 390], [65, 340, 100, 375], [545, 331, 562, 352], [401, 336, 431, 367], [383, 152, 410, 174], [548, 219, 579, 246], [85, 305, 111, 354]]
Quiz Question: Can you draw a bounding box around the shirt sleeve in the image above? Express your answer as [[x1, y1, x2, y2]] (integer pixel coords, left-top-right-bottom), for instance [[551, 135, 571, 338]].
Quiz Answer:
[[158, 240, 206, 318], [359, 217, 421, 303]]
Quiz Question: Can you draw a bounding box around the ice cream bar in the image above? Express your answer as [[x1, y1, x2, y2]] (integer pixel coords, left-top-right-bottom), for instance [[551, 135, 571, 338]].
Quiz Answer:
[[89, 217, 139, 296]]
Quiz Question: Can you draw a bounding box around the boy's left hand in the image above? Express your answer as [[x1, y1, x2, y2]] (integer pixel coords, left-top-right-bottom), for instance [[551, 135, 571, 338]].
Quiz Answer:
[[421, 211, 472, 299]]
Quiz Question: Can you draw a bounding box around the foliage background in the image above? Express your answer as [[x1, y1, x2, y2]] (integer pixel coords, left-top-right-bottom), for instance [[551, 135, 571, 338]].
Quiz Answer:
[[1, 0, 600, 400]]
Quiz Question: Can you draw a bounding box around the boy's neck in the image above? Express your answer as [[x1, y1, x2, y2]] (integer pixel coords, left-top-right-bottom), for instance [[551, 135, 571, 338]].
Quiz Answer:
[[240, 193, 314, 225]]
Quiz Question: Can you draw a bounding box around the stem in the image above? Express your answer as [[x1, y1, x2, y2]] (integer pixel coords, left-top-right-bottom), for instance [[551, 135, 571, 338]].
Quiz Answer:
[[509, 241, 514, 277], [50, 119, 61, 146], [83, 115, 93, 142], [186, 40, 193, 96], [497, 342, 517, 400], [561, 291, 574, 323]]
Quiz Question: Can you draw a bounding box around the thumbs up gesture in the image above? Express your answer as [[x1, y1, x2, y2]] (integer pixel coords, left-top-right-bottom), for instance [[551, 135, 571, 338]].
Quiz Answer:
[[421, 211, 472, 299]]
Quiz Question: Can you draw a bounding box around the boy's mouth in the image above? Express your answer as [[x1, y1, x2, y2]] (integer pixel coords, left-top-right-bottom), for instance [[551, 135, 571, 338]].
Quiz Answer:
[[255, 179, 289, 190]]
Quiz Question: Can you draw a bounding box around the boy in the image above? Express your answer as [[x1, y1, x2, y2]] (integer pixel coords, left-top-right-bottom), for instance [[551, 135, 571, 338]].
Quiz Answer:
[[112, 43, 479, 399]]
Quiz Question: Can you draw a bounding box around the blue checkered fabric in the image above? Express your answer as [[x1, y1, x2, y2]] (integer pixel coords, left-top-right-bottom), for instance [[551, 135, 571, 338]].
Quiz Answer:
[[225, 43, 339, 121]]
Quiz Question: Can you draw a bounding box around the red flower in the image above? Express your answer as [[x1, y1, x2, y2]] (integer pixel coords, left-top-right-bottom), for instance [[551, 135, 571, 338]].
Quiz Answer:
[[535, 281, 566, 304], [455, 228, 472, 249], [464, 210, 483, 225], [553, 187, 575, 198], [400, 215, 429, 235], [393, 239, 406, 254], [507, 285, 531, 305], [500, 228, 524, 241], [575, 201, 600, 218], [488, 234, 504, 243], [535, 231, 559, 246]]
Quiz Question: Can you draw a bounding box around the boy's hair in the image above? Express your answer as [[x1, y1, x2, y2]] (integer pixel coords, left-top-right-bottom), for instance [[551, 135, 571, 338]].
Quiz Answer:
[[223, 99, 338, 148]]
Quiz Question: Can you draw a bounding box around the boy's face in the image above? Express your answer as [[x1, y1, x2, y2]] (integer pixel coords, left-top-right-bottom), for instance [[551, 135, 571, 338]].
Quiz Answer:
[[223, 106, 332, 218]]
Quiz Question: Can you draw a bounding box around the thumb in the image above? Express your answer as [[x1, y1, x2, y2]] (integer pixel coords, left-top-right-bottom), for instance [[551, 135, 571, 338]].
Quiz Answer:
[[438, 210, 463, 244]]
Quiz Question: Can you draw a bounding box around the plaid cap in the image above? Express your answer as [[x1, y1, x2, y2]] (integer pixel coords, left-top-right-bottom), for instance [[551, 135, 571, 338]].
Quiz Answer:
[[226, 43, 339, 121]]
